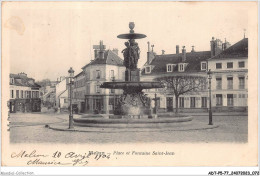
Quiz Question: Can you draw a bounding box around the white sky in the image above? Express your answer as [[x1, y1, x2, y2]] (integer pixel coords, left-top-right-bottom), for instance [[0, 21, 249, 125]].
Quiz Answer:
[[3, 2, 250, 81]]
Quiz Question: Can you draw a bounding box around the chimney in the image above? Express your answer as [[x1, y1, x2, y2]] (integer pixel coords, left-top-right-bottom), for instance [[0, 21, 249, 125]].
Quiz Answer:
[[99, 50, 104, 59], [191, 46, 195, 52], [162, 50, 165, 55], [112, 48, 118, 55], [98, 40, 105, 59], [94, 50, 98, 59], [222, 43, 226, 50], [147, 41, 154, 64], [222, 38, 231, 50], [176, 45, 179, 54], [18, 72, 27, 78], [182, 46, 186, 62], [147, 41, 150, 52], [151, 45, 154, 52], [210, 37, 223, 57], [210, 37, 215, 57]]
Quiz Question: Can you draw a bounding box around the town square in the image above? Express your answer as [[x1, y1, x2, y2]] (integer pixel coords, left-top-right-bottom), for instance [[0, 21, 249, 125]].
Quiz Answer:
[[7, 19, 249, 143], [9, 111, 247, 143]]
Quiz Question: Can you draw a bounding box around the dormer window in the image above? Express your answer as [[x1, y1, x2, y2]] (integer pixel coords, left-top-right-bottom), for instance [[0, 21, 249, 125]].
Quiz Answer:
[[201, 62, 207, 71], [167, 64, 176, 72], [145, 66, 151, 74], [178, 63, 185, 72], [167, 64, 172, 72], [10, 78, 14, 84]]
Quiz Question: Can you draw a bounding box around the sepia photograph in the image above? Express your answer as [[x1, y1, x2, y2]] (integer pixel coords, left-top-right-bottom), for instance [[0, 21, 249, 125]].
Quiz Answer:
[[1, 1, 258, 173]]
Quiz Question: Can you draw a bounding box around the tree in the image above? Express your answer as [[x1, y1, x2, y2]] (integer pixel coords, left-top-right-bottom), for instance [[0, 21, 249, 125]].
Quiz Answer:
[[36, 79, 51, 94], [36, 79, 51, 87], [155, 74, 207, 114]]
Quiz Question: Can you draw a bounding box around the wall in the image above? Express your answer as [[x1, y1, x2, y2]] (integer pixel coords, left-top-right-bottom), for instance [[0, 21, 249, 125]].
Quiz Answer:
[[55, 78, 68, 108], [10, 85, 40, 99]]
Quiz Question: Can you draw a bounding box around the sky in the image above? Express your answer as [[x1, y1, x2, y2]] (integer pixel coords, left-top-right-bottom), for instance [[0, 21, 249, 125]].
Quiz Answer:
[[3, 2, 251, 81]]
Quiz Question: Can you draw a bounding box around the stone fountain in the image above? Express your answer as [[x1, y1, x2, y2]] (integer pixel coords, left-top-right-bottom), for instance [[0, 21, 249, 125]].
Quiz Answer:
[[73, 22, 193, 126], [100, 22, 164, 119]]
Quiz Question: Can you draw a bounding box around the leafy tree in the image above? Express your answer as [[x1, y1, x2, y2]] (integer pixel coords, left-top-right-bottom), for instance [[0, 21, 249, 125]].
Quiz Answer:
[[155, 75, 207, 114], [36, 79, 51, 87], [36, 79, 51, 94]]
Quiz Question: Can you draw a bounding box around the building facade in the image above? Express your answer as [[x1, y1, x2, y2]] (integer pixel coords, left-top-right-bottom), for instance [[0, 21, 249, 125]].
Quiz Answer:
[[55, 77, 69, 111], [72, 71, 86, 113], [72, 41, 125, 114], [9, 72, 41, 113], [208, 38, 248, 111], [141, 37, 234, 112], [39, 80, 58, 108]]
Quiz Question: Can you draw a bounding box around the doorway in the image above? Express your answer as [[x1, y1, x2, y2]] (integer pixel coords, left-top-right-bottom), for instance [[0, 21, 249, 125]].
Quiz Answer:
[[166, 97, 173, 112]]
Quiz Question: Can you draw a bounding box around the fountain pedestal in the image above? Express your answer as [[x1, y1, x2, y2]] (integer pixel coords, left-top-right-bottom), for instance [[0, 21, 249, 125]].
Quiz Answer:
[[101, 73, 164, 119], [125, 69, 140, 82]]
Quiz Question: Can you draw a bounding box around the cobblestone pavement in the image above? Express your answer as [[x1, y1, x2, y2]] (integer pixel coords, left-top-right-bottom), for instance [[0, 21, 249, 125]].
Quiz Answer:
[[8, 113, 247, 143]]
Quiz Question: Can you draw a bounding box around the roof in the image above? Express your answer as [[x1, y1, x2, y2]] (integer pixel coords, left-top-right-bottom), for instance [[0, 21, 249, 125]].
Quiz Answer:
[[74, 71, 84, 78], [82, 50, 124, 69], [209, 38, 248, 60], [10, 73, 41, 88], [142, 51, 211, 75]]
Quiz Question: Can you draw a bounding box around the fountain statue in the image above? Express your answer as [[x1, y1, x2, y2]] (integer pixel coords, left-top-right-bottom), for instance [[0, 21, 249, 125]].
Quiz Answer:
[[100, 22, 164, 118]]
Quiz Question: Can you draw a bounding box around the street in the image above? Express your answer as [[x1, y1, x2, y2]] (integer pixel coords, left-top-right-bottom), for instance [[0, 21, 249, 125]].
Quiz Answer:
[[9, 112, 248, 143]]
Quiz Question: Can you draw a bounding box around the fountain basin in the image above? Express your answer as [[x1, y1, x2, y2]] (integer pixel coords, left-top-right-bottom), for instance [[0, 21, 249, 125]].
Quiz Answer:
[[74, 116, 193, 126], [117, 33, 147, 39]]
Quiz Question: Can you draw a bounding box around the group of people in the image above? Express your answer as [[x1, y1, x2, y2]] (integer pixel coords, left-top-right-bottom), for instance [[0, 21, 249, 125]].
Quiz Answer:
[[122, 39, 140, 70]]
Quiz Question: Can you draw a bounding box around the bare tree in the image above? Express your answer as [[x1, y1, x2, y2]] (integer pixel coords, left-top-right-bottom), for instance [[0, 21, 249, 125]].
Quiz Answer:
[[155, 75, 207, 114]]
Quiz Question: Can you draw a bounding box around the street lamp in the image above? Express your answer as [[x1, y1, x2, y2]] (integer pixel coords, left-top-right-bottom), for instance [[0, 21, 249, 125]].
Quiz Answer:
[[68, 67, 75, 129], [207, 69, 213, 125]]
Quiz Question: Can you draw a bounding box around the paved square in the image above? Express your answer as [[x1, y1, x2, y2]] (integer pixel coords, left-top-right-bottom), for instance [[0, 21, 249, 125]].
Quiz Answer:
[[9, 112, 248, 143]]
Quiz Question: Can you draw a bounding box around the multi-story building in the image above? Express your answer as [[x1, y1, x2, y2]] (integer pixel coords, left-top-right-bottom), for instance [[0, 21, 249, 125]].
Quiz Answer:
[[141, 37, 232, 112], [55, 76, 69, 111], [72, 71, 86, 113], [72, 41, 125, 114], [208, 38, 248, 111], [9, 72, 41, 113]]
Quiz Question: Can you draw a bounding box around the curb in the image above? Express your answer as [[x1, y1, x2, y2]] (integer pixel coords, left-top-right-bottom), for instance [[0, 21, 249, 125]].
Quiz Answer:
[[48, 124, 219, 133], [73, 116, 193, 124]]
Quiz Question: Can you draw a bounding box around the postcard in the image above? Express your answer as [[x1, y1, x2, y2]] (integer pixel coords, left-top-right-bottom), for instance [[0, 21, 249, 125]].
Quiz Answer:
[[1, 1, 258, 169]]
